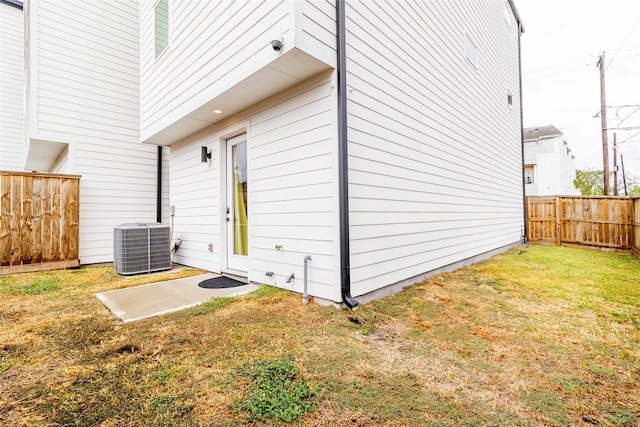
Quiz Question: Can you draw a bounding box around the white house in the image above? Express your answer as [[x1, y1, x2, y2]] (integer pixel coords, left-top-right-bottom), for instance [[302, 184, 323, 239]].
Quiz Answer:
[[140, 0, 526, 307], [22, 0, 169, 264], [0, 0, 24, 171], [523, 125, 578, 196]]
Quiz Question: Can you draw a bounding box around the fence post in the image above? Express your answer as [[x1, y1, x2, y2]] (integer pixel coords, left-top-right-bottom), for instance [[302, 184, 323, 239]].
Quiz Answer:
[[555, 196, 562, 246]]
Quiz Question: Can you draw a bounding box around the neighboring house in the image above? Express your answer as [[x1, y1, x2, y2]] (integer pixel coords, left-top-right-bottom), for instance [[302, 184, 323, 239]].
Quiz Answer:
[[0, 0, 24, 171], [22, 0, 169, 264], [523, 125, 579, 196], [140, 0, 526, 306]]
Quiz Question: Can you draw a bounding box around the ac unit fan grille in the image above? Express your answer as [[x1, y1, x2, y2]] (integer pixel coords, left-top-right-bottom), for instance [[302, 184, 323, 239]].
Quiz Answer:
[[113, 223, 171, 275]]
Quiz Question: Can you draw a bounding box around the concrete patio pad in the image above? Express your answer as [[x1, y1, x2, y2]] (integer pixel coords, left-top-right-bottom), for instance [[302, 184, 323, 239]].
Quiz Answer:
[[95, 273, 260, 323]]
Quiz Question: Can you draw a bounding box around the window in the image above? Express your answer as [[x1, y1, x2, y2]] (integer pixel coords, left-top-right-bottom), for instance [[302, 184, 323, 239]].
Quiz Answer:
[[524, 165, 534, 184], [507, 92, 513, 107], [155, 0, 169, 59], [537, 139, 554, 154], [466, 34, 478, 67]]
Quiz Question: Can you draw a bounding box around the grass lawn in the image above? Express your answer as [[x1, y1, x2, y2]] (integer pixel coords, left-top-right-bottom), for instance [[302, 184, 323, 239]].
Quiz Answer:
[[0, 245, 638, 426]]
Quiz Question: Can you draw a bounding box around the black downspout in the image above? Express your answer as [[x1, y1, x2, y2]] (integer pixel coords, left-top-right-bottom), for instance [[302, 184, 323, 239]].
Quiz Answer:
[[157, 146, 162, 224], [337, 0, 358, 309], [517, 23, 528, 243]]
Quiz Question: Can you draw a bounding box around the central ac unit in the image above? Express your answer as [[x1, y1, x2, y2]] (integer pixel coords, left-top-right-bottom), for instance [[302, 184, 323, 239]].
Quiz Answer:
[[113, 223, 171, 275]]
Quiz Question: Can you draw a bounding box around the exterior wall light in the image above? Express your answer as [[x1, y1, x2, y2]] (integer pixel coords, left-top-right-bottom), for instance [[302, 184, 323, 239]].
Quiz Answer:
[[201, 146, 211, 163]]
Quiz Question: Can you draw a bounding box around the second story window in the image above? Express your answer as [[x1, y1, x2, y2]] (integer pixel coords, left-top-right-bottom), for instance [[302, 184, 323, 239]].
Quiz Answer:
[[155, 0, 169, 59], [537, 139, 554, 154]]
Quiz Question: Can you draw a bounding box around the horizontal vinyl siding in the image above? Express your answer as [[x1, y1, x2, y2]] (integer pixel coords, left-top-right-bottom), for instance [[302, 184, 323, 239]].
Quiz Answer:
[[161, 146, 170, 225], [32, 0, 163, 264], [169, 132, 221, 272], [297, 0, 336, 65], [35, 0, 139, 140], [346, 0, 523, 296], [170, 76, 339, 301], [140, 0, 294, 138], [0, 4, 24, 171], [249, 78, 337, 301]]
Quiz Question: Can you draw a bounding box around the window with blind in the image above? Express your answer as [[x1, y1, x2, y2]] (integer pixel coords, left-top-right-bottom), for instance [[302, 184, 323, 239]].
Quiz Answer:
[[155, 0, 169, 59]]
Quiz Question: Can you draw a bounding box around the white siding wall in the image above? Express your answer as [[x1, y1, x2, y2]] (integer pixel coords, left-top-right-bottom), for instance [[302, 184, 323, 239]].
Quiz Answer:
[[170, 74, 340, 302], [0, 3, 24, 171], [297, 0, 336, 65], [249, 75, 338, 301], [28, 0, 167, 264], [140, 0, 295, 140], [161, 146, 171, 224], [523, 141, 536, 165], [561, 143, 578, 195], [169, 130, 220, 272], [345, 1, 524, 296], [533, 136, 559, 195]]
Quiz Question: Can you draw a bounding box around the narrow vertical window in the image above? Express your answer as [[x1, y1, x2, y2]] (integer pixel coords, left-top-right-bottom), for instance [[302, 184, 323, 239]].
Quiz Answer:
[[466, 34, 478, 67], [155, 0, 169, 59]]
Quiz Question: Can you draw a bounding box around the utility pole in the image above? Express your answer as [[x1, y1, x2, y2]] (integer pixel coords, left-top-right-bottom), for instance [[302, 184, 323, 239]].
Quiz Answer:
[[621, 154, 628, 196], [597, 53, 610, 195], [613, 132, 618, 196]]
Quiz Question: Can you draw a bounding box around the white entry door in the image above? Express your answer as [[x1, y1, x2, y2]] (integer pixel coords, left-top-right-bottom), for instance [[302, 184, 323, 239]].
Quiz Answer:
[[225, 133, 248, 272]]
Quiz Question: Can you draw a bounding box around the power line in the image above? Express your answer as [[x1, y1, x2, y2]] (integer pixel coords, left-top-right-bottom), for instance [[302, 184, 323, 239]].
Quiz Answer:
[[526, 45, 639, 76], [619, 130, 640, 143], [523, 53, 640, 82], [617, 106, 640, 125], [607, 13, 640, 70]]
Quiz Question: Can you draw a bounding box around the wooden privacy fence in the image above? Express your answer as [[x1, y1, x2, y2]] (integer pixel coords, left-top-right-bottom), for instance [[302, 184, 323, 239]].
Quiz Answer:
[[634, 197, 640, 258], [0, 171, 81, 275], [527, 196, 639, 258]]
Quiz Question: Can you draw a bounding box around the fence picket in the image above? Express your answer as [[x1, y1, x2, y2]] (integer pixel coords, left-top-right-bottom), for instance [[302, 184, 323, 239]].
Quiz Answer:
[[527, 196, 638, 257], [0, 172, 81, 274]]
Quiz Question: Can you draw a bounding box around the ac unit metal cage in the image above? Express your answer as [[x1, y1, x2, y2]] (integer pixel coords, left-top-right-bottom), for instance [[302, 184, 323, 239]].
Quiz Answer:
[[113, 223, 171, 275]]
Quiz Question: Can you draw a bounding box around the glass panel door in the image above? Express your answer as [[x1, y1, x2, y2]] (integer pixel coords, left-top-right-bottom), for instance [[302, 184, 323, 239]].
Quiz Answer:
[[226, 134, 248, 272]]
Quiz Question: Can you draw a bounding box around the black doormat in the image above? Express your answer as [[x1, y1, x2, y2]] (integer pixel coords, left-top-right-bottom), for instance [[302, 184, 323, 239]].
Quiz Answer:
[[198, 276, 247, 289]]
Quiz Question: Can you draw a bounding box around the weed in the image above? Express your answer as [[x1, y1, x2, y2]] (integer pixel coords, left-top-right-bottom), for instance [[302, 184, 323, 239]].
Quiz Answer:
[[523, 390, 570, 425], [612, 312, 630, 323], [605, 412, 631, 425], [0, 361, 9, 375], [151, 393, 178, 408], [3, 274, 62, 295], [234, 356, 319, 422], [202, 296, 237, 310], [247, 285, 286, 299], [360, 327, 371, 335]]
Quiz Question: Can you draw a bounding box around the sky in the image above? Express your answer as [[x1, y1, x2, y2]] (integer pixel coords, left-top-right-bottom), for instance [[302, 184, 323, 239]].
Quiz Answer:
[[516, 0, 640, 178]]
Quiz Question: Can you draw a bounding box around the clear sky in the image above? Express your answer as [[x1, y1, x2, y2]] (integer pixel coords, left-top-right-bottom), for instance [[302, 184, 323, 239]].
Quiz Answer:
[[516, 0, 640, 178]]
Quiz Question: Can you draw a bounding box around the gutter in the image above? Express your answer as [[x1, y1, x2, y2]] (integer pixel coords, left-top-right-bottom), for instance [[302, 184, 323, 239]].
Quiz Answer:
[[507, 0, 524, 32], [336, 0, 358, 309], [157, 146, 162, 223], [0, 0, 23, 10]]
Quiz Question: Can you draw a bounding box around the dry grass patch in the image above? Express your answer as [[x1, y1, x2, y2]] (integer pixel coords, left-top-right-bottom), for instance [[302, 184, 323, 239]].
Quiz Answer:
[[1, 246, 639, 426]]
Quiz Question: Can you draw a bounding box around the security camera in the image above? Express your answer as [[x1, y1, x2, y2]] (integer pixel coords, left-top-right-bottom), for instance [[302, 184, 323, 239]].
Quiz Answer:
[[271, 39, 282, 51]]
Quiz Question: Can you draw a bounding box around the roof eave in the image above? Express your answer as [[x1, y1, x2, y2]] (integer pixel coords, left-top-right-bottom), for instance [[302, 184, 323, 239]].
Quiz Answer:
[[0, 0, 23, 10], [507, 0, 524, 33]]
